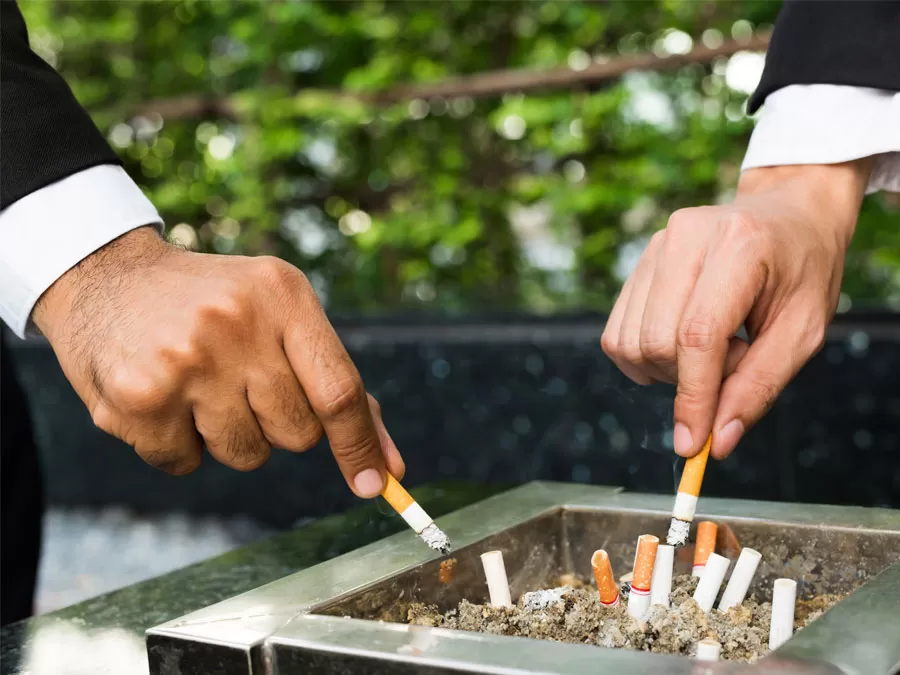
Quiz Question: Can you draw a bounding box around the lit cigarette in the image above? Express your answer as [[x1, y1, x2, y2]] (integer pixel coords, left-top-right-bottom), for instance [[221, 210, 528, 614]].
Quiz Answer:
[[627, 534, 659, 620], [692, 521, 718, 577], [768, 578, 797, 651], [381, 473, 451, 554], [480, 550, 513, 608], [692, 552, 730, 613], [695, 638, 721, 661], [718, 547, 762, 612], [667, 434, 712, 547], [650, 544, 674, 608], [591, 550, 619, 607]]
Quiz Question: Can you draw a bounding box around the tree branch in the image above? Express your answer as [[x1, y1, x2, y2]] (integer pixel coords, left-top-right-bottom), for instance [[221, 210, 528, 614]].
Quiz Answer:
[[114, 32, 769, 122]]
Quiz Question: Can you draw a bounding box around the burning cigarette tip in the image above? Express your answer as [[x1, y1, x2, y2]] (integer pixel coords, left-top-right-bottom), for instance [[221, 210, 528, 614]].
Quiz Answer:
[[382, 474, 450, 553], [666, 518, 690, 547]]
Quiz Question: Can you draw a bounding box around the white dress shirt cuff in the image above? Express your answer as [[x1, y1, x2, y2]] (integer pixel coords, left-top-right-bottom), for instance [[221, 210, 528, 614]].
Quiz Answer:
[[742, 84, 900, 194], [0, 164, 163, 338]]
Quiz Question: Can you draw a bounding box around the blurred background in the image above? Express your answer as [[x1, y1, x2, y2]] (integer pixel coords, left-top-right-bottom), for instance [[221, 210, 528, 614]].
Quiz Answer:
[[6, 0, 899, 614]]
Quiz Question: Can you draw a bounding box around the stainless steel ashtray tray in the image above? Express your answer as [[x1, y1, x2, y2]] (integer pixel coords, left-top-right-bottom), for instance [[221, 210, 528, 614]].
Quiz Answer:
[[146, 482, 900, 675]]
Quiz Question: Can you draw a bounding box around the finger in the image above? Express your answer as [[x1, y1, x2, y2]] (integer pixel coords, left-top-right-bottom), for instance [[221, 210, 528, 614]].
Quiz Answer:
[[194, 388, 271, 471], [711, 313, 823, 459], [616, 232, 668, 384], [368, 393, 405, 480], [601, 274, 634, 373], [284, 303, 386, 498], [108, 407, 203, 476], [673, 242, 767, 457], [723, 337, 749, 379], [246, 357, 324, 453], [639, 214, 709, 383]]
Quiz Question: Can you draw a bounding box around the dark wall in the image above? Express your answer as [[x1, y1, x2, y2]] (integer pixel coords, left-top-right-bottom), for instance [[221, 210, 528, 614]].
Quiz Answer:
[[4, 313, 898, 527]]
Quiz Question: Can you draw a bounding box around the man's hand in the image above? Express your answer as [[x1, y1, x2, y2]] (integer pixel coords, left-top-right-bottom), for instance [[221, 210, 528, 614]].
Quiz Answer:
[[601, 160, 873, 460], [32, 227, 404, 497]]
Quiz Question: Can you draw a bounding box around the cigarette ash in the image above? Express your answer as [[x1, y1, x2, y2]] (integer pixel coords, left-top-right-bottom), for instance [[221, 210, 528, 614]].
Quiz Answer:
[[419, 523, 451, 554], [407, 575, 844, 663], [666, 519, 690, 547]]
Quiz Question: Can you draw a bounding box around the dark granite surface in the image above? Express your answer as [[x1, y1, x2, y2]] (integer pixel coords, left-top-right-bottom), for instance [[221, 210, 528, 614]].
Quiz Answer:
[[0, 482, 506, 675], [5, 313, 900, 525]]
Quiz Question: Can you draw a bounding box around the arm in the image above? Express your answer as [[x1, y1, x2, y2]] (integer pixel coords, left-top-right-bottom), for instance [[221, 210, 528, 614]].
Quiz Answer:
[[0, 2, 402, 496], [603, 0, 899, 460]]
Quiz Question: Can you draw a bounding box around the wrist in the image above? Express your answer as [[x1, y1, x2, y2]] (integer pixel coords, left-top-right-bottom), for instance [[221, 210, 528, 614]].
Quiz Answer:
[[32, 225, 170, 341], [736, 160, 873, 249]]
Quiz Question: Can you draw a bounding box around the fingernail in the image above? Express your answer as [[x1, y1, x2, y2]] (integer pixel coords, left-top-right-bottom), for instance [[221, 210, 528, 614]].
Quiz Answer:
[[353, 468, 385, 498], [715, 419, 744, 457], [673, 423, 693, 456]]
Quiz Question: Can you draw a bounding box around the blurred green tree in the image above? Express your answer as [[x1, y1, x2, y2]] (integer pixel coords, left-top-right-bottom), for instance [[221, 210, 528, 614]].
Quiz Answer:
[[20, 0, 900, 313]]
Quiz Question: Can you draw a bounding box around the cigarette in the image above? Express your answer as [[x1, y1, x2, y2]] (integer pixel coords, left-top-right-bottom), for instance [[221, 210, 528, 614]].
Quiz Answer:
[[695, 638, 721, 661], [667, 434, 712, 547], [627, 534, 659, 620], [480, 550, 513, 608], [692, 552, 730, 613], [692, 521, 718, 577], [381, 473, 451, 554], [591, 550, 619, 607], [650, 544, 674, 608], [718, 547, 762, 612], [768, 578, 797, 651]]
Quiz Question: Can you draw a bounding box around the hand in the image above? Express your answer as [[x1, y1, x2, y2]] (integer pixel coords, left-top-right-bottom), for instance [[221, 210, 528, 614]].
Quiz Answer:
[[601, 160, 872, 460], [32, 227, 404, 497]]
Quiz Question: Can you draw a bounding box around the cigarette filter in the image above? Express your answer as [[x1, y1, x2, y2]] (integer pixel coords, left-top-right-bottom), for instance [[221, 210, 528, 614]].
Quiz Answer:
[[692, 552, 730, 613], [591, 550, 620, 607], [480, 550, 513, 609], [382, 473, 451, 554], [769, 578, 797, 651], [692, 521, 718, 577], [718, 547, 762, 612], [650, 544, 674, 608], [667, 434, 712, 547], [695, 638, 721, 661], [627, 534, 659, 620]]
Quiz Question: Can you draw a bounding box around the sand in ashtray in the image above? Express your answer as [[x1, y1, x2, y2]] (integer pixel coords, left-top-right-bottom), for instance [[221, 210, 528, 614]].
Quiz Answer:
[[406, 575, 844, 662]]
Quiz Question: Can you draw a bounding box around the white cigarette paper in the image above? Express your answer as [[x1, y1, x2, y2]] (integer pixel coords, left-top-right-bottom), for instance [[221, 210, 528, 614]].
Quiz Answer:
[[627, 587, 651, 620], [769, 578, 797, 650], [695, 638, 721, 661], [692, 552, 730, 613], [650, 545, 674, 608], [718, 547, 762, 612], [480, 550, 513, 609]]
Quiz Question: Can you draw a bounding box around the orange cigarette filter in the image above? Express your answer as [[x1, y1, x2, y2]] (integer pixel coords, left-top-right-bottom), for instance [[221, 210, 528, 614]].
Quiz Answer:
[[678, 435, 712, 497], [591, 550, 619, 606], [381, 473, 415, 512], [693, 521, 718, 569], [631, 534, 660, 593]]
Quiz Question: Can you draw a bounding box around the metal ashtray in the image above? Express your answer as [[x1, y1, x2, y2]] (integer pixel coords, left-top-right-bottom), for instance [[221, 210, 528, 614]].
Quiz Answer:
[[146, 482, 900, 674]]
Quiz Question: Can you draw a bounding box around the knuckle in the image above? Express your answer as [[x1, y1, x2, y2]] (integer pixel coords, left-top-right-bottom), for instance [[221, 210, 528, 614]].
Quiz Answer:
[[366, 393, 381, 416], [256, 256, 307, 292], [746, 375, 781, 414], [665, 208, 696, 237], [720, 211, 769, 252], [639, 329, 676, 363], [196, 286, 252, 327], [803, 320, 827, 355], [90, 404, 116, 435], [618, 339, 643, 365], [677, 316, 718, 353], [319, 379, 366, 419], [227, 446, 270, 472], [294, 423, 324, 453], [600, 330, 618, 358], [648, 229, 667, 249], [105, 369, 172, 416], [140, 449, 196, 476], [334, 437, 379, 468]]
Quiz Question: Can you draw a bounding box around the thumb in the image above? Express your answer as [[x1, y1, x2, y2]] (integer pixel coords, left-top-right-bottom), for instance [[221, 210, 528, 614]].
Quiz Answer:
[[710, 315, 823, 459]]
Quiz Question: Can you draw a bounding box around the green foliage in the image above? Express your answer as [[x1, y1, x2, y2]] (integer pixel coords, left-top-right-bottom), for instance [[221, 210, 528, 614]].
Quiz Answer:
[[21, 0, 899, 312]]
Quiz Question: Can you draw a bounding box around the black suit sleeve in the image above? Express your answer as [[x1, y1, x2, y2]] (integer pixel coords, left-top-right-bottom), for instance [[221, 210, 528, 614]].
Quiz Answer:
[[0, 1, 122, 210], [749, 0, 900, 113]]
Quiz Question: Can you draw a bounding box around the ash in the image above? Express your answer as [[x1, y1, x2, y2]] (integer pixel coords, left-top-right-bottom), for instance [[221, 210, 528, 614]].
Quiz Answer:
[[666, 519, 690, 547], [419, 523, 451, 554], [407, 575, 843, 663]]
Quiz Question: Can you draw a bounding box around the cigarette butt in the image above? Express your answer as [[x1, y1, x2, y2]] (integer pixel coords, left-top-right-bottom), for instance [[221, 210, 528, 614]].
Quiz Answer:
[[627, 534, 659, 620], [718, 547, 762, 612], [692, 521, 718, 577], [769, 578, 797, 651], [695, 638, 721, 661], [381, 473, 450, 554], [591, 550, 619, 607], [480, 550, 513, 609], [692, 552, 730, 613], [650, 544, 674, 608], [667, 435, 712, 547]]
